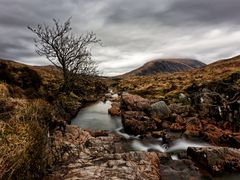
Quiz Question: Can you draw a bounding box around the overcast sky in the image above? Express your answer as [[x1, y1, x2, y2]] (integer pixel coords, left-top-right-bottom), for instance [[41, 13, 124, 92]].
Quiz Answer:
[[1, 0, 240, 76]]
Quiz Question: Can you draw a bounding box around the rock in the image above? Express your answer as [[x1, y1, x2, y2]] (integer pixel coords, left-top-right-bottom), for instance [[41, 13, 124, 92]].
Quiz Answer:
[[47, 151, 162, 180], [231, 135, 240, 148], [105, 93, 112, 98], [122, 111, 157, 135], [179, 93, 187, 100], [150, 131, 167, 138], [170, 123, 186, 132], [108, 106, 120, 116], [123, 119, 147, 135], [202, 124, 225, 145], [64, 101, 82, 118], [175, 115, 185, 124], [187, 147, 240, 176], [90, 130, 109, 137], [160, 157, 201, 180], [108, 102, 121, 116], [121, 93, 151, 111], [149, 101, 171, 119], [161, 120, 171, 129], [46, 125, 162, 180], [122, 111, 146, 120], [169, 104, 191, 116], [184, 117, 202, 137]]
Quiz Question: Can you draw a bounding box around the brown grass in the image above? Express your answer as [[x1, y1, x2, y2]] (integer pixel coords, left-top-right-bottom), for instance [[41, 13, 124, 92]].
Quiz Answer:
[[116, 56, 240, 102], [0, 98, 52, 179]]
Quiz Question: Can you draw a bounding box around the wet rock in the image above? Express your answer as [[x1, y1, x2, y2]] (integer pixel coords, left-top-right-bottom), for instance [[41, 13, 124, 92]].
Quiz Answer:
[[90, 130, 109, 137], [160, 156, 201, 180], [122, 111, 157, 135], [121, 93, 151, 111], [187, 147, 240, 176], [149, 101, 171, 119]]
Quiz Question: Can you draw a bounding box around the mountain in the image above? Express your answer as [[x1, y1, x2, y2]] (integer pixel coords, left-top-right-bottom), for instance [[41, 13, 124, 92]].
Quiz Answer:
[[121, 58, 206, 77], [116, 55, 240, 100]]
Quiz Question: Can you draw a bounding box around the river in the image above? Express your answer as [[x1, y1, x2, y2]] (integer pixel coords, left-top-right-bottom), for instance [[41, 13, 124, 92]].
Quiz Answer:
[[71, 99, 240, 179], [72, 100, 209, 155]]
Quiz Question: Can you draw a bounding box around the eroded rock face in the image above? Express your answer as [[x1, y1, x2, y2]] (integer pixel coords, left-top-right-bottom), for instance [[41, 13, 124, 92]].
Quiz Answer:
[[187, 147, 240, 176]]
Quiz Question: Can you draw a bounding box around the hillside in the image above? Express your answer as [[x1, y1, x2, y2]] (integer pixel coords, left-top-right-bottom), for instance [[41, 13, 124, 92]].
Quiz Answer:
[[115, 55, 240, 101], [0, 58, 108, 179], [120, 58, 206, 77]]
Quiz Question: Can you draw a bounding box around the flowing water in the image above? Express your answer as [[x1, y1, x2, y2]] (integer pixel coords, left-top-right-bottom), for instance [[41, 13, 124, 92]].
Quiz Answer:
[[72, 100, 122, 130], [72, 99, 209, 154]]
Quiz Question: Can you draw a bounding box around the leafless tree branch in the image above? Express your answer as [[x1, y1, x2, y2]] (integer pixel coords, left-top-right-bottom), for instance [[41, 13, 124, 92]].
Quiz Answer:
[[28, 18, 101, 92]]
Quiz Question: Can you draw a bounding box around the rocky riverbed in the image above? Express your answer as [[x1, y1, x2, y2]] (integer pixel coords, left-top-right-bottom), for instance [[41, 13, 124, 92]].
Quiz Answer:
[[45, 91, 240, 179]]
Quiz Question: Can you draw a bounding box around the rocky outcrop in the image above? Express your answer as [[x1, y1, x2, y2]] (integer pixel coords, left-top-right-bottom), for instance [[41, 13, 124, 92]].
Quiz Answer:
[[187, 147, 240, 176], [121, 94, 155, 135], [46, 125, 162, 180]]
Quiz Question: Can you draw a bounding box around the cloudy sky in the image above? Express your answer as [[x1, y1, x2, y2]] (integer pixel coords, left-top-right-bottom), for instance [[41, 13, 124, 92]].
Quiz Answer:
[[1, 0, 240, 76]]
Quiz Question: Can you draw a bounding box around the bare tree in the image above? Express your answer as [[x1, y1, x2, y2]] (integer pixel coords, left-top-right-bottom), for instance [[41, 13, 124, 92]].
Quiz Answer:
[[28, 18, 100, 92]]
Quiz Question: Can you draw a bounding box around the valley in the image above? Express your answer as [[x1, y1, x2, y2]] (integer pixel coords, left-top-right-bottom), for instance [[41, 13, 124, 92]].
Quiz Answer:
[[1, 55, 240, 179]]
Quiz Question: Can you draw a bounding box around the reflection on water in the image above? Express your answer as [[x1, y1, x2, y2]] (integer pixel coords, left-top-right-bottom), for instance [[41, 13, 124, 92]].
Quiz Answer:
[[71, 101, 122, 130]]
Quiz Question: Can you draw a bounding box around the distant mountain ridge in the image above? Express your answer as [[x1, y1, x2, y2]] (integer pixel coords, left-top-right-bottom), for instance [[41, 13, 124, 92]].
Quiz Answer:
[[121, 58, 206, 77]]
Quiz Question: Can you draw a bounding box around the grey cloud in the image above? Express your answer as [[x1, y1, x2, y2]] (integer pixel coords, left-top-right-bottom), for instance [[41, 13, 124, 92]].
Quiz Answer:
[[103, 0, 240, 27], [0, 0, 240, 76], [165, 0, 240, 25]]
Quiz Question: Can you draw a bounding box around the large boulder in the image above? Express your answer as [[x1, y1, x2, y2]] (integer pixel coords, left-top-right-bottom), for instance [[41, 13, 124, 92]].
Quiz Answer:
[[149, 101, 171, 119], [187, 147, 240, 176], [121, 93, 151, 112]]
